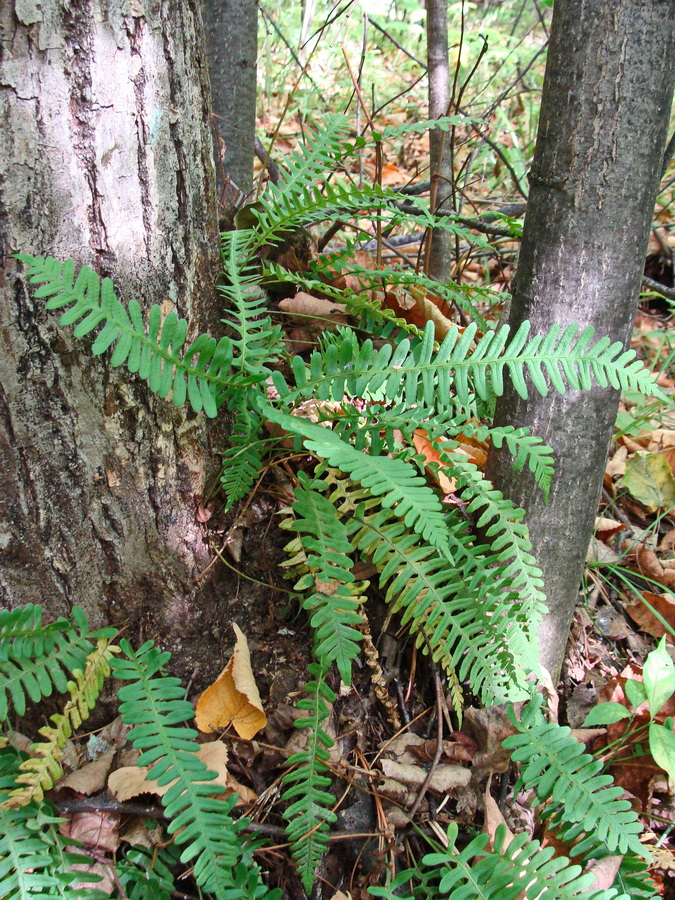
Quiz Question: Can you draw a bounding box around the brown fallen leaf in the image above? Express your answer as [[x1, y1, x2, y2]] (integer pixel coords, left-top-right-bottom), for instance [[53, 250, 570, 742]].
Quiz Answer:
[[278, 292, 348, 327], [380, 758, 470, 791], [195, 624, 267, 739], [483, 782, 515, 852], [109, 742, 256, 806], [583, 855, 624, 892], [625, 591, 675, 642], [61, 749, 116, 796]]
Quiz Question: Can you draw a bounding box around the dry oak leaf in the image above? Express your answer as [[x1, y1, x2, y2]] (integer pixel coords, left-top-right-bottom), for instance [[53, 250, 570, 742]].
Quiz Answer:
[[278, 292, 348, 327], [625, 591, 675, 643], [195, 624, 267, 739], [61, 748, 115, 796]]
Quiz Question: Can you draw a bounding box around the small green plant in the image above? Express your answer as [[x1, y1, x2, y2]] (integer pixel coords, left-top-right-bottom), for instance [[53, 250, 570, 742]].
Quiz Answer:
[[15, 113, 668, 895], [584, 636, 675, 784]]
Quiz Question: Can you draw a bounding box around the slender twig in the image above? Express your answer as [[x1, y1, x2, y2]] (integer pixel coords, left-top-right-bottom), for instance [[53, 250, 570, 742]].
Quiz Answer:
[[367, 16, 426, 69], [407, 667, 444, 819], [642, 275, 675, 303], [254, 136, 281, 185]]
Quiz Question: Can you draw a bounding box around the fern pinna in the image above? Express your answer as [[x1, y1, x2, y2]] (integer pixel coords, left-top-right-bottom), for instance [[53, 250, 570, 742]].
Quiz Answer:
[[0, 747, 106, 898], [503, 697, 646, 857], [281, 663, 337, 892], [0, 604, 116, 720], [421, 821, 630, 900], [111, 639, 280, 900], [2, 637, 118, 809]]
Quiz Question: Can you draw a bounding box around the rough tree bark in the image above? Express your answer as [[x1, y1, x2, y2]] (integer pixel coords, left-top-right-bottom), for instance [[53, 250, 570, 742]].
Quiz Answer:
[[0, 0, 228, 680], [202, 0, 257, 202], [486, 0, 675, 682], [426, 0, 453, 281]]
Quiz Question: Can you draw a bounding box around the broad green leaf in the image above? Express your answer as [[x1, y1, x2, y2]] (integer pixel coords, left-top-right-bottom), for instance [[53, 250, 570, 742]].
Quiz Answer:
[[583, 702, 631, 727], [643, 636, 675, 716], [624, 678, 648, 711], [649, 721, 675, 782]]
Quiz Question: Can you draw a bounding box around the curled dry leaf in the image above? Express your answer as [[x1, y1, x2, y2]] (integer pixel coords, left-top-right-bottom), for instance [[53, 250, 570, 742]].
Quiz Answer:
[[108, 742, 257, 806], [278, 292, 348, 327], [625, 591, 675, 642], [195, 624, 267, 739], [483, 784, 515, 852], [380, 758, 470, 791], [61, 748, 116, 796]]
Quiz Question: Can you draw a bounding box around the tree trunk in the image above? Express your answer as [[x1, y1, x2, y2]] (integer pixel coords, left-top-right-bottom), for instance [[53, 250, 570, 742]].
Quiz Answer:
[[485, 0, 675, 682], [426, 0, 454, 281], [0, 0, 228, 681], [202, 0, 258, 204]]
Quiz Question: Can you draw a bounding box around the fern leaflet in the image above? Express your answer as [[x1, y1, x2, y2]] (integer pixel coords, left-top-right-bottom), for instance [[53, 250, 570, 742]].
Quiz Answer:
[[3, 638, 118, 808], [422, 822, 626, 900], [111, 639, 279, 900], [503, 697, 646, 858], [282, 663, 337, 892], [17, 255, 236, 417], [283, 472, 365, 683], [0, 605, 116, 720]]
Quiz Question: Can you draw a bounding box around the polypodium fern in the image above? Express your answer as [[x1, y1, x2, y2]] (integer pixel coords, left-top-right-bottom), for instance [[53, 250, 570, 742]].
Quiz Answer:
[[323, 471, 534, 707], [282, 472, 365, 683], [17, 255, 235, 417], [3, 637, 118, 809], [263, 404, 454, 556], [219, 229, 284, 377], [0, 748, 102, 899], [282, 663, 337, 893], [0, 604, 116, 720], [270, 319, 665, 412], [503, 696, 646, 858], [421, 822, 627, 900], [0, 604, 72, 662], [111, 639, 279, 900], [429, 443, 547, 617]]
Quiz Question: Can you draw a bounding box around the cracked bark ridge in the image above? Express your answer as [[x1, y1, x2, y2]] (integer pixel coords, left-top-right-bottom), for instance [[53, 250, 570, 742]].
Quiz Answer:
[[0, 0, 228, 678]]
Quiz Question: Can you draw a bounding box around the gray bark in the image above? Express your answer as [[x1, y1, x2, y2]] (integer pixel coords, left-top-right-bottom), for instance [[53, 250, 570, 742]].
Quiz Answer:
[[202, 0, 257, 202], [486, 0, 675, 682], [426, 0, 454, 281], [0, 0, 226, 679]]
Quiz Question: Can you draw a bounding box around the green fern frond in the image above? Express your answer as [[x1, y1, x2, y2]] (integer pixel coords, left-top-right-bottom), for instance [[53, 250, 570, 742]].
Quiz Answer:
[[318, 468, 534, 707], [111, 639, 278, 900], [467, 423, 555, 497], [430, 445, 547, 618], [283, 473, 366, 683], [344, 501, 533, 708], [368, 869, 417, 900], [4, 638, 118, 808], [271, 319, 665, 412], [17, 255, 236, 418], [282, 663, 337, 892], [0, 604, 71, 663], [263, 405, 453, 557], [321, 255, 491, 329], [503, 697, 646, 858], [117, 845, 179, 900], [0, 748, 102, 898], [269, 114, 353, 198], [220, 395, 267, 511], [219, 230, 284, 376], [0, 605, 116, 721], [263, 262, 427, 340], [422, 821, 625, 900], [377, 114, 471, 142]]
